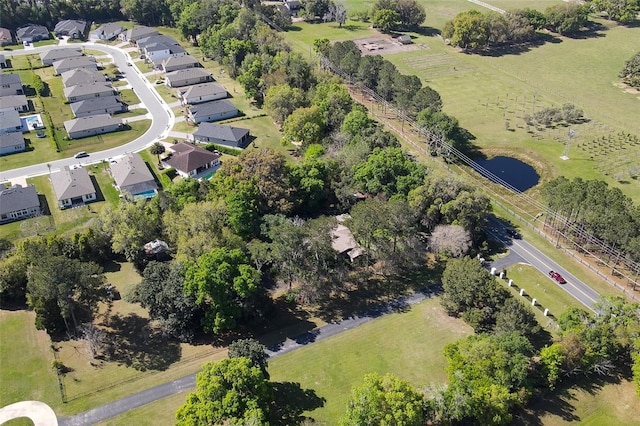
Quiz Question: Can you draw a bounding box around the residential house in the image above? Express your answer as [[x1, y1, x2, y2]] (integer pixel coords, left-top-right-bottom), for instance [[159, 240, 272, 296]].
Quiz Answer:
[[136, 34, 179, 50], [50, 166, 97, 208], [64, 83, 116, 103], [0, 27, 12, 46], [110, 152, 158, 197], [61, 69, 106, 88], [70, 96, 124, 118], [16, 24, 50, 43], [188, 100, 238, 124], [53, 56, 97, 75], [90, 23, 125, 41], [0, 95, 29, 113], [54, 20, 89, 39], [331, 214, 364, 262], [40, 48, 83, 66], [64, 114, 122, 139], [284, 0, 302, 15], [146, 43, 186, 68], [121, 26, 158, 43], [162, 142, 221, 178], [161, 55, 200, 73], [191, 123, 250, 148], [0, 54, 7, 68], [0, 110, 22, 134], [0, 132, 26, 155], [0, 74, 23, 97], [178, 82, 226, 105], [165, 68, 213, 88], [0, 184, 40, 223]]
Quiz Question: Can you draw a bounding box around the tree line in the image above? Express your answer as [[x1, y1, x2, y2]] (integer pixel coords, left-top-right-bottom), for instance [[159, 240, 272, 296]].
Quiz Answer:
[[620, 51, 640, 88]]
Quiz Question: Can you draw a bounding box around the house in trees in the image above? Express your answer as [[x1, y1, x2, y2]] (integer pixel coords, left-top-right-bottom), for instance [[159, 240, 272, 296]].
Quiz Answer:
[[64, 114, 122, 139], [64, 83, 116, 103], [0, 95, 29, 113], [331, 214, 364, 262], [40, 48, 83, 66], [191, 123, 250, 148], [162, 142, 221, 179], [145, 42, 186, 68], [70, 96, 124, 118], [50, 165, 97, 208], [162, 55, 200, 73], [165, 68, 213, 88], [178, 82, 226, 105], [16, 24, 50, 44], [54, 20, 89, 39], [53, 57, 97, 75], [61, 69, 106, 88], [90, 23, 125, 41], [0, 184, 40, 223], [0, 133, 26, 155], [0, 74, 23, 97], [110, 153, 158, 198], [188, 100, 238, 124], [0, 28, 12, 46]]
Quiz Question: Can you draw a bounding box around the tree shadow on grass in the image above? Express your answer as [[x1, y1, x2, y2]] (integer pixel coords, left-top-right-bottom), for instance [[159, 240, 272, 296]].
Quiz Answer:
[[271, 381, 326, 425], [514, 370, 628, 425], [103, 313, 181, 371]]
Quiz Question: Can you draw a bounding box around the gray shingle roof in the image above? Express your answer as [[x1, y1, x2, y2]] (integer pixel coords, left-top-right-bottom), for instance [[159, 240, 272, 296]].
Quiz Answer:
[[64, 114, 121, 133], [53, 56, 97, 73], [0, 184, 39, 215], [137, 34, 179, 49], [61, 69, 106, 87], [0, 110, 21, 130], [0, 27, 11, 43], [166, 68, 212, 84], [50, 166, 95, 201], [0, 74, 21, 86], [0, 95, 28, 110], [179, 82, 226, 100], [70, 96, 121, 116], [126, 26, 158, 41], [162, 55, 200, 68], [16, 24, 49, 40], [189, 100, 237, 119], [93, 23, 124, 37], [40, 48, 82, 63], [111, 153, 157, 188], [54, 20, 88, 36], [193, 123, 249, 143], [0, 132, 25, 149], [64, 82, 114, 99]]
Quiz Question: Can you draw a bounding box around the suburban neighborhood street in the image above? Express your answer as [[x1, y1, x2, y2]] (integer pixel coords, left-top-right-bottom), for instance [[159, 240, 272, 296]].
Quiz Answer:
[[0, 42, 173, 183]]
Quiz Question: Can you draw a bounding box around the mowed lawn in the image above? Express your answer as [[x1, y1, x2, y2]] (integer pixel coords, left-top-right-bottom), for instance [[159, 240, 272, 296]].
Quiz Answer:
[[0, 310, 60, 409], [268, 297, 472, 424]]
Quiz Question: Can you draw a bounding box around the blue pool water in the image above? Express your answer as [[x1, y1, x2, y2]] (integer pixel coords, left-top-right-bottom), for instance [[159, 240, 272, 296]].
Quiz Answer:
[[134, 189, 158, 199]]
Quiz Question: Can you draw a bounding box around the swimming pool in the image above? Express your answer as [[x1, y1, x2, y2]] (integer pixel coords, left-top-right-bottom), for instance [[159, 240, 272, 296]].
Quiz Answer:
[[21, 114, 44, 131], [133, 189, 158, 199]]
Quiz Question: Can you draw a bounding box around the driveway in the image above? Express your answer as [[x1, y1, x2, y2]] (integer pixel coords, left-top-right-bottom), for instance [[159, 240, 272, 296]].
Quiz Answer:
[[0, 43, 174, 183]]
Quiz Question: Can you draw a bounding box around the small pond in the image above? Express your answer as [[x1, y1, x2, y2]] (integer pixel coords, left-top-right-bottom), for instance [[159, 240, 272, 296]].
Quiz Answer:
[[473, 156, 540, 192]]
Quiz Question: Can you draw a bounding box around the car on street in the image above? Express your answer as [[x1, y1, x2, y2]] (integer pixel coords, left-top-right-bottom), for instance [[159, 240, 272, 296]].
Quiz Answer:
[[506, 228, 521, 239], [548, 270, 566, 284], [74, 151, 89, 159]]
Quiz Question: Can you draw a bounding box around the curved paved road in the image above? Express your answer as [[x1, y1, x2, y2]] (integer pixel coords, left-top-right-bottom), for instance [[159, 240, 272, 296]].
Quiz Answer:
[[485, 216, 600, 311], [0, 42, 174, 183]]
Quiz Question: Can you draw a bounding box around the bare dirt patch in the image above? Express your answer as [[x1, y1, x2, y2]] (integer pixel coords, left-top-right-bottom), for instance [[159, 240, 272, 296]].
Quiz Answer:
[[353, 34, 422, 56]]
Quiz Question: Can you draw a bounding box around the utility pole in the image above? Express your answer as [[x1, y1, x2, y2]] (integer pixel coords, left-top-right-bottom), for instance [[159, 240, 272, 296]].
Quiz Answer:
[[561, 129, 576, 160]]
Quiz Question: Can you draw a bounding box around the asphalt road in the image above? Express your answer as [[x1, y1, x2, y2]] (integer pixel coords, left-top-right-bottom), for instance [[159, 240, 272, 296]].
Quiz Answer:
[[0, 42, 174, 183], [485, 216, 600, 311], [59, 291, 430, 426]]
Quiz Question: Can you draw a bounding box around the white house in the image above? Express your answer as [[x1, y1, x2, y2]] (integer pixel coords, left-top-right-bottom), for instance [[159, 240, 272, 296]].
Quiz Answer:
[[162, 55, 200, 73], [165, 68, 213, 88], [64, 83, 116, 103], [70, 96, 124, 118], [110, 153, 158, 197], [50, 165, 97, 208], [0, 95, 29, 113]]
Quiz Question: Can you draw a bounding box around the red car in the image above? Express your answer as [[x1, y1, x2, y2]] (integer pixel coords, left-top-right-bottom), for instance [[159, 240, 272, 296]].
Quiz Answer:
[[548, 270, 566, 284]]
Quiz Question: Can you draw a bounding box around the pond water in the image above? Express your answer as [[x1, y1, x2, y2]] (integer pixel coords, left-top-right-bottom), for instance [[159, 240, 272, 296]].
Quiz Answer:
[[473, 156, 540, 192]]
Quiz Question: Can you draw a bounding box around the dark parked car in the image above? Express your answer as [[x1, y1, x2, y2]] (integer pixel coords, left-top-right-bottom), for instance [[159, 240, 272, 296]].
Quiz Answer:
[[548, 270, 566, 284], [506, 228, 521, 239]]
